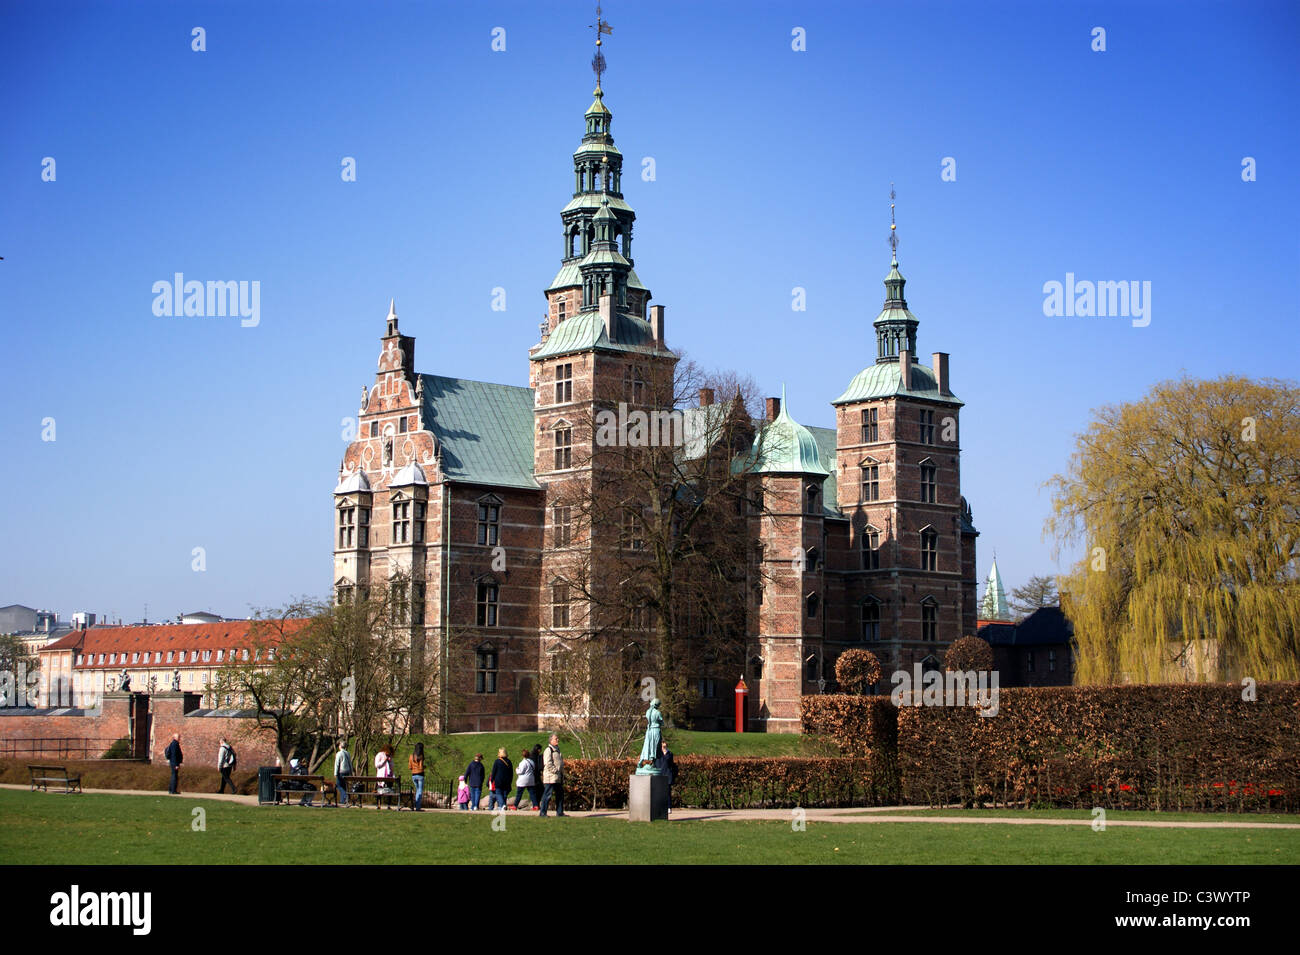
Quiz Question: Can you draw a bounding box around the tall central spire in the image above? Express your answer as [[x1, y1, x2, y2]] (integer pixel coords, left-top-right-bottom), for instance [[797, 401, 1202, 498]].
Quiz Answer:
[[873, 186, 919, 363]]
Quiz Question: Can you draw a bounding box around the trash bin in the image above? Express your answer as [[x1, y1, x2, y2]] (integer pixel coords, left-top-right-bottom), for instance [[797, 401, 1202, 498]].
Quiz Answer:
[[258, 766, 279, 805]]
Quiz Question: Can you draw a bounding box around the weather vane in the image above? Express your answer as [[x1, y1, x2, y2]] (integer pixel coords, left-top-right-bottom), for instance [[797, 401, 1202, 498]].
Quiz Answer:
[[889, 183, 899, 259], [590, 2, 613, 87]]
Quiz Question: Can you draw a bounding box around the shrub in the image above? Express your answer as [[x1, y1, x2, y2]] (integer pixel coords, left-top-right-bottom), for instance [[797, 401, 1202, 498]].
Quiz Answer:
[[101, 737, 132, 759], [563, 755, 897, 809], [834, 648, 882, 694], [943, 635, 993, 672]]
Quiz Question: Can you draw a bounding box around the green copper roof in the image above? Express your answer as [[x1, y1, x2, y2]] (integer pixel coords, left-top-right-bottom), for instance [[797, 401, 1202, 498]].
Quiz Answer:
[[805, 425, 840, 513], [574, 140, 622, 160], [546, 263, 647, 293], [530, 309, 668, 361], [744, 392, 831, 477], [832, 360, 963, 406], [418, 375, 540, 489], [586, 89, 611, 117], [561, 194, 634, 215]]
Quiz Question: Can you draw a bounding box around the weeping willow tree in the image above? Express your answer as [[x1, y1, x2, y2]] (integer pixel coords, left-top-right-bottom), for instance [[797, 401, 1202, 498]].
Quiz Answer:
[[1047, 375, 1300, 683]]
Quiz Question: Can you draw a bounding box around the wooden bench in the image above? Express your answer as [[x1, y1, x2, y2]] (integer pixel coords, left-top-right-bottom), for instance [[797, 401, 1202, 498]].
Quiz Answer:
[[342, 774, 406, 809], [28, 765, 82, 794], [271, 774, 328, 807]]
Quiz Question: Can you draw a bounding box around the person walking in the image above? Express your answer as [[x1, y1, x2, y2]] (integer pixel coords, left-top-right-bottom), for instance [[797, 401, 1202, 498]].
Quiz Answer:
[[409, 742, 426, 811], [333, 741, 353, 807], [217, 737, 238, 794], [464, 753, 486, 811], [539, 733, 565, 817], [655, 740, 678, 816], [489, 748, 512, 811], [529, 743, 544, 810], [512, 748, 535, 810], [164, 733, 184, 794]]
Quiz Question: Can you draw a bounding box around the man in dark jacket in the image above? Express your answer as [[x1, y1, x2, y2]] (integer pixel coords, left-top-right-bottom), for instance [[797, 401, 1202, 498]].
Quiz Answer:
[[655, 741, 677, 815], [464, 754, 486, 811], [489, 749, 513, 811], [164, 734, 184, 794]]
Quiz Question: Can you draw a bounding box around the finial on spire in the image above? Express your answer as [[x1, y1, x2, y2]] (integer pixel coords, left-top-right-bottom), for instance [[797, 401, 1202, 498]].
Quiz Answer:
[[590, 2, 613, 88], [888, 183, 899, 261], [387, 297, 396, 321]]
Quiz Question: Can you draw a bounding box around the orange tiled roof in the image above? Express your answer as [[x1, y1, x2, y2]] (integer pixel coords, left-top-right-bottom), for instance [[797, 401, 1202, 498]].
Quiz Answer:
[[42, 619, 311, 669]]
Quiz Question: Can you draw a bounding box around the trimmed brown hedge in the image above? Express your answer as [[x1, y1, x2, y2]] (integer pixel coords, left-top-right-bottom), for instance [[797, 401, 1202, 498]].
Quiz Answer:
[[800, 694, 898, 758], [896, 683, 1300, 811], [563, 755, 897, 809]]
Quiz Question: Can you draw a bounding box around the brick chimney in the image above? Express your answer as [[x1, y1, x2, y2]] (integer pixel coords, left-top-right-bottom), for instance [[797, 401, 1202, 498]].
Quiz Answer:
[[932, 352, 950, 394], [599, 294, 614, 343], [698, 387, 715, 407], [649, 304, 665, 346], [765, 396, 781, 421], [899, 350, 912, 390]]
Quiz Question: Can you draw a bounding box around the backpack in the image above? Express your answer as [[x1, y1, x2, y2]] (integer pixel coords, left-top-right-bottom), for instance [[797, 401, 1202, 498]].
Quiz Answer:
[[338, 750, 353, 775], [224, 745, 237, 771]]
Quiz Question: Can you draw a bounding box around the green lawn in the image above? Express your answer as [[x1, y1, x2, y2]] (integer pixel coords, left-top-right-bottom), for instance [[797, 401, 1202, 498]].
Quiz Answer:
[[3, 790, 1297, 864], [849, 808, 1300, 824], [379, 730, 818, 788]]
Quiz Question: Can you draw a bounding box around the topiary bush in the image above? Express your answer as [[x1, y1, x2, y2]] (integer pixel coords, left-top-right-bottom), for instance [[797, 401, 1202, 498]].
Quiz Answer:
[[943, 635, 993, 672], [835, 648, 882, 694]]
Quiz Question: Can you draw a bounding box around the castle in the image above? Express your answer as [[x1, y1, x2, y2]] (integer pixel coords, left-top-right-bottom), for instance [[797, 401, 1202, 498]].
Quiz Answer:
[[332, 74, 978, 733]]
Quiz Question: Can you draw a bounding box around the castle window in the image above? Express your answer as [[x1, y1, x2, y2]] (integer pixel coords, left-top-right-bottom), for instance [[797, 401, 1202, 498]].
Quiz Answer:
[[413, 502, 425, 543], [393, 501, 411, 544], [806, 593, 820, 618], [919, 409, 935, 444], [624, 365, 646, 403], [697, 678, 717, 699], [412, 580, 425, 625], [475, 647, 498, 694], [861, 525, 880, 570], [359, 507, 369, 547], [370, 421, 378, 438], [806, 484, 821, 514], [1026, 650, 1036, 672], [338, 506, 355, 548], [861, 599, 881, 642], [552, 582, 570, 629], [920, 528, 938, 571], [554, 427, 573, 470], [805, 655, 819, 682], [861, 407, 878, 443], [750, 655, 764, 680], [399, 416, 408, 434], [476, 499, 500, 546], [554, 363, 573, 403], [922, 600, 938, 642], [920, 462, 937, 503], [166, 651, 174, 663], [553, 505, 572, 546], [1048, 649, 1057, 673], [476, 581, 499, 627], [558, 299, 567, 322], [621, 508, 644, 551], [861, 460, 880, 502]]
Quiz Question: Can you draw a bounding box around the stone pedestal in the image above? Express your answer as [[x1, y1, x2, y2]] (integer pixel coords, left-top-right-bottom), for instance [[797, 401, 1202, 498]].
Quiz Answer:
[[628, 773, 670, 821]]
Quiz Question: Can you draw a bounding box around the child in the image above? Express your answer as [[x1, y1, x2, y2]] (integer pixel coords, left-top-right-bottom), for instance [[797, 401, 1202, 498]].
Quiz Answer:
[[456, 775, 470, 811]]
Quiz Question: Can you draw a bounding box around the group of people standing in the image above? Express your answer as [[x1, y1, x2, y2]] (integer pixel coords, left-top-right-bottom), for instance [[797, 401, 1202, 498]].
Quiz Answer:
[[458, 734, 567, 816]]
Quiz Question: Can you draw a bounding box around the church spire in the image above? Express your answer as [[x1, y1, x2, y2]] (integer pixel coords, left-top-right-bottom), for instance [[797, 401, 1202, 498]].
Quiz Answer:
[[979, 557, 1012, 622]]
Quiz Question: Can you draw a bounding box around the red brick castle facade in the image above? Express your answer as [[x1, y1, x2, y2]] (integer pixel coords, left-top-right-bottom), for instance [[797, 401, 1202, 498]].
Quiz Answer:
[[333, 79, 978, 733]]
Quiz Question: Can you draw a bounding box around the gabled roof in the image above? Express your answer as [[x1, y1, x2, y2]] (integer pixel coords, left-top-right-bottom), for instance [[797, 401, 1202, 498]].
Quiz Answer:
[[419, 374, 540, 490]]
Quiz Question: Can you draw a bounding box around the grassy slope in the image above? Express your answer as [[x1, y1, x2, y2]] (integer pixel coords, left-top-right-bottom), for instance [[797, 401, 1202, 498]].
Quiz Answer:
[[2, 790, 1297, 865], [384, 730, 818, 791]]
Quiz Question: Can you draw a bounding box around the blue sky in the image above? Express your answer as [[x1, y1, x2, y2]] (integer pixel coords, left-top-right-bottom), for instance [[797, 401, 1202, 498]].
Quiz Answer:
[[2, 0, 1297, 622]]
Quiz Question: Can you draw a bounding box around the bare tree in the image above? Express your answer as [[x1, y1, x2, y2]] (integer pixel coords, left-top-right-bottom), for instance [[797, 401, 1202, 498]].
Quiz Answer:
[[1008, 574, 1059, 620]]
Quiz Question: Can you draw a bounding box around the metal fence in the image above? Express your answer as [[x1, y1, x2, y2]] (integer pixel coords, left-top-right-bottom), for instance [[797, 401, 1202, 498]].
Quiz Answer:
[[0, 738, 123, 760]]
